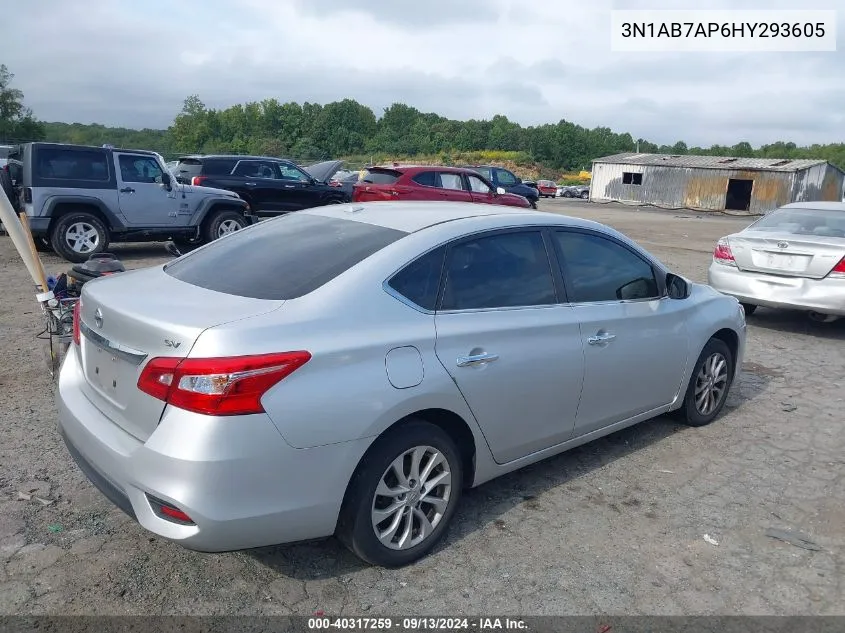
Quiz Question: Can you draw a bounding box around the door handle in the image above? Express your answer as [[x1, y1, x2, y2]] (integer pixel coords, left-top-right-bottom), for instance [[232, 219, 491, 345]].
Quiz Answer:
[[119, 187, 135, 194], [587, 332, 616, 345], [284, 185, 296, 189], [244, 182, 257, 186], [456, 352, 499, 367]]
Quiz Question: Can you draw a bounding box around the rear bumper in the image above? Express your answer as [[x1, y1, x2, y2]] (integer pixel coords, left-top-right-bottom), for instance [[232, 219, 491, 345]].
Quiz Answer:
[[708, 262, 845, 316], [56, 348, 370, 552]]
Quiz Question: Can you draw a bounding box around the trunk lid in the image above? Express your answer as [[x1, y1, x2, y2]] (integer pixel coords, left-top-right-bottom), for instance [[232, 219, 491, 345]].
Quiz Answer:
[[728, 231, 845, 279], [77, 266, 284, 441]]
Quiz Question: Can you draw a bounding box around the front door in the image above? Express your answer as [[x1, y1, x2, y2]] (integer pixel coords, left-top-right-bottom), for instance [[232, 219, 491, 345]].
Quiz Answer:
[[551, 229, 691, 436], [465, 173, 497, 204], [114, 153, 178, 226], [434, 229, 585, 464], [277, 162, 320, 211]]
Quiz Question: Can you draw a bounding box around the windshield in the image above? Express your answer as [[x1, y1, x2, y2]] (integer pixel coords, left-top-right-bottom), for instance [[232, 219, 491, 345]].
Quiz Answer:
[[750, 207, 845, 238]]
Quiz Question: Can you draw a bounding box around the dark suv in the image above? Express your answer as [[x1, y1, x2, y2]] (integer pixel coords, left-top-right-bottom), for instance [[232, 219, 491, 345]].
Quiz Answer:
[[6, 143, 256, 262], [172, 156, 350, 216], [463, 165, 540, 208]]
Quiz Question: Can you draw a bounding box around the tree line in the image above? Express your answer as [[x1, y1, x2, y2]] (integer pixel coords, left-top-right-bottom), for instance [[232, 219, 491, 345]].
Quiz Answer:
[[2, 63, 844, 174]]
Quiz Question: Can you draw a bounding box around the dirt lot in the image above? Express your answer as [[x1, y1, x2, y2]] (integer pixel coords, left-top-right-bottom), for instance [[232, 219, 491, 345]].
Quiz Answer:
[[1, 200, 843, 615]]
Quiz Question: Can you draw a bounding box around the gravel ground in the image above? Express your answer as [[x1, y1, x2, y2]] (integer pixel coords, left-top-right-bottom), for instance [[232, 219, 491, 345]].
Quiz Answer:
[[0, 200, 843, 615]]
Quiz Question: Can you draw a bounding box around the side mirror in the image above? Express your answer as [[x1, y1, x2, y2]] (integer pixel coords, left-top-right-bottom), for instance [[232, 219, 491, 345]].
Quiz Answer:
[[496, 187, 506, 195], [666, 273, 691, 300], [160, 172, 172, 190]]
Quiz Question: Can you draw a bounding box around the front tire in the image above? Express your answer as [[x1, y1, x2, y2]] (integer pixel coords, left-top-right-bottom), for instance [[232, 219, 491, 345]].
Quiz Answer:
[[336, 420, 463, 567], [677, 338, 734, 427], [203, 210, 247, 243], [50, 212, 109, 263], [580, 190, 589, 199]]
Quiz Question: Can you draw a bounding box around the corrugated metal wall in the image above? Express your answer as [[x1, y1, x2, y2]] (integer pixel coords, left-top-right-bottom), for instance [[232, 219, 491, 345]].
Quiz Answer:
[[591, 162, 844, 214]]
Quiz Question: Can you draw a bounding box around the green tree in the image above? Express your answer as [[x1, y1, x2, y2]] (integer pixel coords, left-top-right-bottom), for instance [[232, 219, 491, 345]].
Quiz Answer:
[[0, 64, 45, 142]]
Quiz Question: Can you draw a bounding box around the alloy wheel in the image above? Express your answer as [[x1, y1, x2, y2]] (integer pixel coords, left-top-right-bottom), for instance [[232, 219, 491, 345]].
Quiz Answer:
[[694, 352, 728, 415], [371, 445, 452, 551], [217, 219, 242, 237], [65, 222, 100, 254]]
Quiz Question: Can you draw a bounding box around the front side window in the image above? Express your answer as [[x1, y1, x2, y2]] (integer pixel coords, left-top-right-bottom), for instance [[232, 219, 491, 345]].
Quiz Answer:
[[118, 155, 163, 183], [278, 163, 312, 182], [440, 231, 557, 311], [554, 231, 659, 303], [467, 175, 492, 194], [496, 169, 518, 186]]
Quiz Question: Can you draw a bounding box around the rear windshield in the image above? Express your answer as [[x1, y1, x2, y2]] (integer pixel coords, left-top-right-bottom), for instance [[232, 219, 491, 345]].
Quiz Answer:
[[361, 169, 401, 184], [165, 213, 407, 299], [751, 207, 845, 238]]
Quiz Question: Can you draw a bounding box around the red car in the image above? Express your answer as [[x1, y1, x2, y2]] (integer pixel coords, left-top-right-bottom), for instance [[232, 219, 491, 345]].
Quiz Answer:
[[352, 166, 531, 208], [536, 179, 558, 198]]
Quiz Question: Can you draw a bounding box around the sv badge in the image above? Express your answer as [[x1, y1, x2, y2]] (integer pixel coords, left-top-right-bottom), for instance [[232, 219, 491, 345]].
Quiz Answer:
[[164, 340, 182, 349]]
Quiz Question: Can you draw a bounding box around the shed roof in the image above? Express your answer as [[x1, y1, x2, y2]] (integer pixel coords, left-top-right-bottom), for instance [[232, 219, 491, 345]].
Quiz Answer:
[[592, 152, 831, 172]]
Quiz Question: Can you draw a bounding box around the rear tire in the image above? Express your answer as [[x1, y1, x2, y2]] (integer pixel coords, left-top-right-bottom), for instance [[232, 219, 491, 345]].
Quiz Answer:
[[580, 190, 589, 199], [740, 303, 757, 316], [677, 338, 734, 427], [203, 210, 247, 243], [336, 420, 463, 567], [50, 212, 109, 263]]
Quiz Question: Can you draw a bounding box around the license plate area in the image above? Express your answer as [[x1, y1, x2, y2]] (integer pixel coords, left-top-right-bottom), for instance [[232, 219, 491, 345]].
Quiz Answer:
[[753, 251, 811, 272], [82, 338, 137, 406]]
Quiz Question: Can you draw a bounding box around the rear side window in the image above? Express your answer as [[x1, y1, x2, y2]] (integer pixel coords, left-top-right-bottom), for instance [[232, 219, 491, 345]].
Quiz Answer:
[[412, 171, 438, 187], [362, 169, 401, 184], [201, 158, 238, 175], [387, 246, 446, 311], [165, 214, 408, 300], [37, 148, 109, 181]]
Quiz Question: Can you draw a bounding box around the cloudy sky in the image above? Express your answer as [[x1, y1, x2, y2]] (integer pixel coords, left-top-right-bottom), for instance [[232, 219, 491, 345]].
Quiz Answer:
[[3, 0, 844, 147]]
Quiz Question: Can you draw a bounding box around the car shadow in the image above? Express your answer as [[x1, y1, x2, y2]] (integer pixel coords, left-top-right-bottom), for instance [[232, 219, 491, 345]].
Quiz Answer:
[[746, 307, 845, 340], [249, 367, 771, 579]]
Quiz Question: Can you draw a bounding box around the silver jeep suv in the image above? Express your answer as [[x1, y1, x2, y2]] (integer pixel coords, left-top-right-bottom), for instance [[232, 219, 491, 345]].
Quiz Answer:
[[8, 143, 258, 262]]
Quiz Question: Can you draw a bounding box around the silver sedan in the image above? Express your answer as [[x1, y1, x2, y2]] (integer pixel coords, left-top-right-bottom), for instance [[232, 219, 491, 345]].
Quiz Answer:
[[56, 202, 746, 567], [708, 202, 845, 323]]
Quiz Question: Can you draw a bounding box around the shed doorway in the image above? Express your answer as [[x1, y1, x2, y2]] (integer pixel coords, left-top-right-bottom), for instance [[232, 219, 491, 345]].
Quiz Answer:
[[725, 178, 753, 211]]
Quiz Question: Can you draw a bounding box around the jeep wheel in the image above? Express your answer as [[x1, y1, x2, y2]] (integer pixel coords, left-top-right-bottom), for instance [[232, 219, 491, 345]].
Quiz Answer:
[[50, 212, 109, 263], [204, 210, 246, 243]]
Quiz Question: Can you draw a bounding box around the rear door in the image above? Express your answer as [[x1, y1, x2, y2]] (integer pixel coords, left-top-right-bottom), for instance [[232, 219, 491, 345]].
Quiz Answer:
[[434, 229, 584, 464], [436, 171, 473, 202], [408, 171, 443, 200], [114, 152, 178, 226]]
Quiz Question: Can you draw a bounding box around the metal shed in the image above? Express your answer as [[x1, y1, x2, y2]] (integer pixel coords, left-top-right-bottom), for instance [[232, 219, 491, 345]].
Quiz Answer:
[[589, 153, 845, 214]]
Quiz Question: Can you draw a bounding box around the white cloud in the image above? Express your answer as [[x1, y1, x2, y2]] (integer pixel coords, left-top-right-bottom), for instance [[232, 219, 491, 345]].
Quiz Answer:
[[2, 0, 843, 147]]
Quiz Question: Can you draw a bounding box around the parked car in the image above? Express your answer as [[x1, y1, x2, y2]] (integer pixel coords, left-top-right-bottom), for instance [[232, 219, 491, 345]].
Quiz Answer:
[[328, 170, 362, 198], [58, 201, 746, 567], [708, 202, 845, 323], [352, 165, 531, 208], [536, 180, 558, 198], [560, 185, 590, 199], [463, 165, 540, 208], [172, 155, 349, 217], [7, 143, 255, 262]]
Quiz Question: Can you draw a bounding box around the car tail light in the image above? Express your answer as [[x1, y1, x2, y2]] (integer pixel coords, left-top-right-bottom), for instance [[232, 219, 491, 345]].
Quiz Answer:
[[72, 300, 82, 346], [713, 238, 736, 266], [191, 176, 208, 186], [137, 352, 311, 416], [828, 256, 845, 278]]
